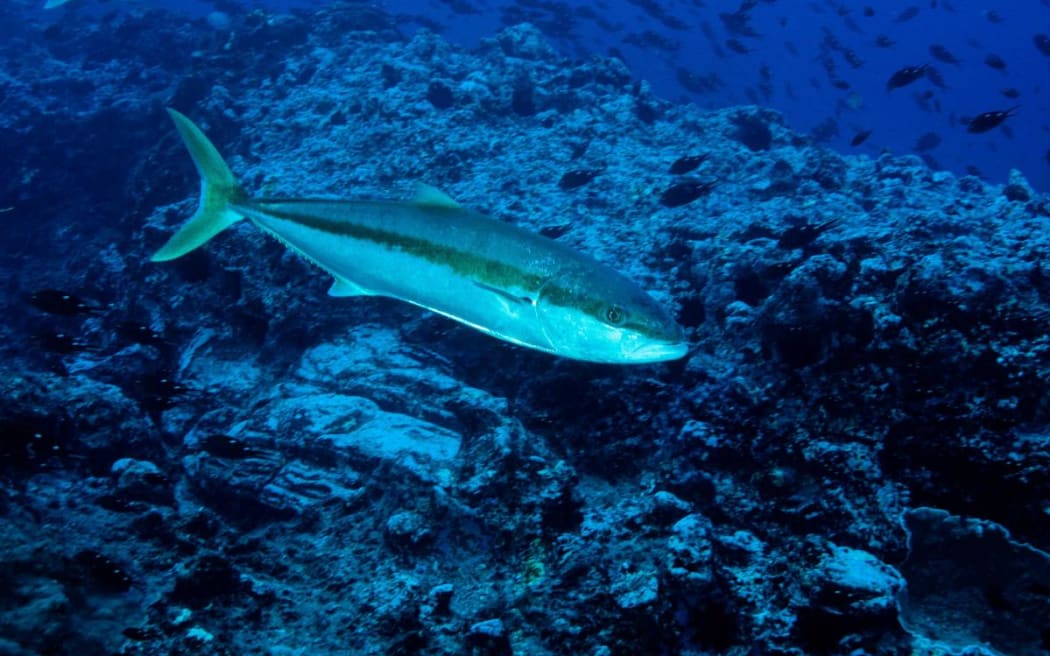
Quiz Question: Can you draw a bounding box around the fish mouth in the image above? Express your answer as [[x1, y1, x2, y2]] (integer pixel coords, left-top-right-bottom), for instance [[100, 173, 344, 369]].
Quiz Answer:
[[625, 339, 690, 363]]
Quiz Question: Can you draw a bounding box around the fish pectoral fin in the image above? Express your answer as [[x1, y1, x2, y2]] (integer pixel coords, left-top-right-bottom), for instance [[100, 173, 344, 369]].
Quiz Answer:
[[328, 277, 374, 297], [474, 282, 534, 310], [412, 183, 461, 209]]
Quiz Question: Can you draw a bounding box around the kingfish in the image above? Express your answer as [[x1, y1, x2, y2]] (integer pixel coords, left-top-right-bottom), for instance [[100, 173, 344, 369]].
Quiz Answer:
[[152, 109, 688, 364]]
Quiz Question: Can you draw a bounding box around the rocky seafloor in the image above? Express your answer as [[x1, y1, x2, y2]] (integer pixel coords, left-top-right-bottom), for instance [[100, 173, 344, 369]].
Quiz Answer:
[[1, 3, 1049, 655]]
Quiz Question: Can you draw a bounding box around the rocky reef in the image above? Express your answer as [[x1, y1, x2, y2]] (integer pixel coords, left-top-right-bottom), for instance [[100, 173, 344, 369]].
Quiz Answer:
[[1, 4, 1048, 655]]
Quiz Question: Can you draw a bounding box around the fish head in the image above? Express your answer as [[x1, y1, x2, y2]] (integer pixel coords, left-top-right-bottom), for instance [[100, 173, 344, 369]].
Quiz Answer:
[[535, 266, 688, 364]]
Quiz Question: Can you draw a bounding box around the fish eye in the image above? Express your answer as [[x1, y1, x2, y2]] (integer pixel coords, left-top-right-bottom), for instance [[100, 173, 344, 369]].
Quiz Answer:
[[604, 305, 627, 325]]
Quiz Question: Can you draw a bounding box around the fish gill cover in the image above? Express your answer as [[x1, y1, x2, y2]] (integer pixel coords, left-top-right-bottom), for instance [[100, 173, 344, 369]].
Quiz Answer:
[[1, 1, 1049, 655]]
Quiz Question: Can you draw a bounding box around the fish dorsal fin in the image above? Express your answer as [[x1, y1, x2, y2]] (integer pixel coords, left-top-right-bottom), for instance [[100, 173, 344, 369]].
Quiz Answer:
[[413, 183, 461, 209], [328, 277, 374, 297]]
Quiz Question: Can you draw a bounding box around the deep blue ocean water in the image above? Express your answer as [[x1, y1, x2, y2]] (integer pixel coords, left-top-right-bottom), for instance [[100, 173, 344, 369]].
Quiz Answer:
[[34, 0, 1050, 188], [378, 0, 1050, 190]]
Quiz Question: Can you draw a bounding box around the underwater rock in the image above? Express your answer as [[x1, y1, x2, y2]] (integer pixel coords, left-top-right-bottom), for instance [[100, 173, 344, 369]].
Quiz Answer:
[[426, 80, 455, 109], [485, 23, 559, 61], [511, 76, 537, 116], [808, 544, 903, 618], [794, 544, 904, 652], [385, 510, 434, 552], [899, 508, 1050, 656], [110, 458, 172, 506], [730, 109, 775, 151], [666, 514, 715, 585], [8, 6, 1050, 656], [610, 566, 660, 609], [1003, 168, 1033, 202], [424, 583, 454, 617], [466, 619, 511, 654], [170, 554, 245, 609], [0, 574, 70, 653], [558, 168, 601, 190]]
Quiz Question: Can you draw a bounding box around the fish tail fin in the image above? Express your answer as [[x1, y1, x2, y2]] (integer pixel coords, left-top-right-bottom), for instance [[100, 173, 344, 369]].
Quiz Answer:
[[150, 108, 247, 262]]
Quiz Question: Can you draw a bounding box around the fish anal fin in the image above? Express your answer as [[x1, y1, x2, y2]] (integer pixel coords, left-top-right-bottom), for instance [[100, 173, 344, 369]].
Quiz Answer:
[[413, 183, 461, 209], [328, 278, 374, 297]]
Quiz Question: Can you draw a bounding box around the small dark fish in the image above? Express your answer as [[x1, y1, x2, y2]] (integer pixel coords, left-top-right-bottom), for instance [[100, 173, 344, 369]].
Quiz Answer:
[[122, 627, 161, 642], [887, 64, 929, 92], [843, 49, 863, 69], [539, 224, 571, 239], [199, 434, 263, 460], [623, 30, 680, 54], [401, 14, 445, 33], [1045, 149, 1050, 167], [984, 53, 1006, 70], [875, 34, 895, 48], [966, 165, 985, 178], [1036, 34, 1050, 56], [32, 330, 95, 355], [0, 415, 64, 468], [140, 471, 170, 487], [607, 47, 629, 67], [130, 371, 192, 413], [810, 117, 840, 144], [850, 129, 873, 146], [669, 154, 708, 174], [924, 66, 947, 89], [778, 220, 839, 250], [863, 6, 875, 17], [134, 372, 189, 398], [95, 494, 146, 513], [558, 169, 600, 190], [1001, 88, 1020, 99], [832, 79, 850, 90], [73, 550, 133, 593], [726, 39, 751, 55], [965, 106, 1019, 133], [677, 67, 724, 94], [719, 10, 760, 37], [985, 10, 1003, 23], [29, 289, 101, 316], [918, 153, 941, 171], [117, 321, 168, 347], [659, 180, 715, 208], [894, 6, 920, 22], [914, 131, 942, 151], [929, 44, 961, 65]]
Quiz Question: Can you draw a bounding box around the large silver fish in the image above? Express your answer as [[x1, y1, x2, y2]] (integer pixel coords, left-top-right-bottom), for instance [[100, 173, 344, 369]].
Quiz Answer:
[[152, 109, 687, 364]]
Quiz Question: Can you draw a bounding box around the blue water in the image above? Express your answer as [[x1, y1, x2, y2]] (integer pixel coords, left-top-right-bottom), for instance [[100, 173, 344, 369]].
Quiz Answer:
[[371, 0, 1050, 190], [37, 0, 1049, 189]]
